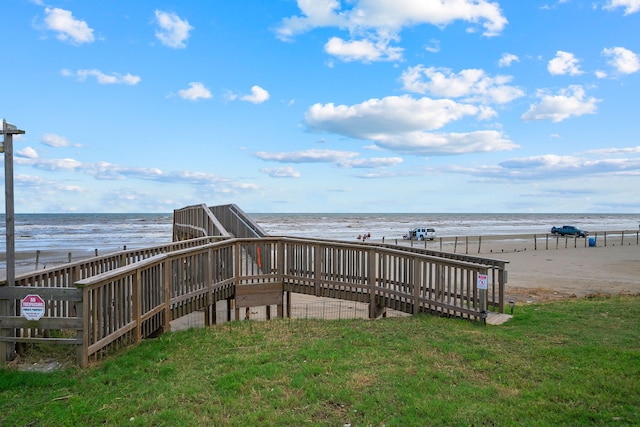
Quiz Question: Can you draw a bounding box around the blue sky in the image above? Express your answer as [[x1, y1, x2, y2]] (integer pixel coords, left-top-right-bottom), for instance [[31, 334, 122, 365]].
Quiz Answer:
[[1, 0, 639, 213]]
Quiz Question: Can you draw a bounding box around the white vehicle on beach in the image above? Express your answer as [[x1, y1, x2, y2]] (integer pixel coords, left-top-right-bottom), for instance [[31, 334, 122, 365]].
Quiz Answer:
[[403, 227, 436, 241]]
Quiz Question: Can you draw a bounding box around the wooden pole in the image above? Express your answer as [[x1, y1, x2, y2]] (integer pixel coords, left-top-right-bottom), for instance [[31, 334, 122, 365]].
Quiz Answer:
[[1, 120, 24, 364]]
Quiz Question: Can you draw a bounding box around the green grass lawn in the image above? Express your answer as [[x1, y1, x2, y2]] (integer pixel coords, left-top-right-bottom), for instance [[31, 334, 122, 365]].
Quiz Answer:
[[1, 295, 639, 426]]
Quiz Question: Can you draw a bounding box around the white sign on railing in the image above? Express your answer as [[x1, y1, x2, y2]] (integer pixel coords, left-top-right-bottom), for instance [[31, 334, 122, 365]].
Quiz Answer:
[[21, 294, 46, 321], [477, 274, 488, 290]]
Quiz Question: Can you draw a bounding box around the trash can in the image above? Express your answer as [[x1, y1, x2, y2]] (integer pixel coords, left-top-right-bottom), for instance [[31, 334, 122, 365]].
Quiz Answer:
[[588, 237, 596, 247]]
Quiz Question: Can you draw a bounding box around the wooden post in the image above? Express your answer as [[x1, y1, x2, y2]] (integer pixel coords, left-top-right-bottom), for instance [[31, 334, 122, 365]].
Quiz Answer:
[[1, 120, 25, 363], [478, 236, 482, 254], [163, 256, 171, 332], [205, 248, 213, 327], [314, 243, 322, 297], [368, 248, 377, 319], [413, 257, 421, 315], [534, 235, 537, 251], [453, 237, 458, 253], [80, 287, 90, 367], [133, 267, 142, 343]]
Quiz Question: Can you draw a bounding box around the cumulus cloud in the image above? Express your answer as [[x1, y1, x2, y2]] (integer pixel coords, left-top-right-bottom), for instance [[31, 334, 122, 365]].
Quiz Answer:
[[41, 133, 82, 148], [400, 65, 524, 104], [603, 46, 640, 74], [303, 95, 517, 155], [324, 35, 403, 62], [61, 69, 141, 85], [548, 51, 583, 76], [603, 0, 640, 14], [240, 86, 270, 104], [521, 85, 599, 122], [498, 53, 519, 67], [178, 82, 212, 101], [276, 0, 507, 62], [305, 95, 481, 137], [261, 166, 301, 178], [154, 10, 193, 48], [17, 147, 38, 159], [43, 7, 94, 44]]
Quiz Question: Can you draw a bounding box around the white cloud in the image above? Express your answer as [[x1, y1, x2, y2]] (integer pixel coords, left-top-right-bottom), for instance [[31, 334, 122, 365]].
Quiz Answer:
[[603, 0, 640, 14], [425, 39, 440, 53], [324, 36, 403, 62], [279, 0, 507, 38], [43, 7, 94, 44], [498, 53, 519, 67], [16, 154, 256, 193], [304, 95, 517, 155], [449, 150, 640, 181], [548, 51, 583, 75], [521, 85, 600, 122], [256, 149, 360, 163], [16, 174, 85, 193], [178, 82, 212, 101], [17, 147, 38, 159], [373, 130, 517, 155], [276, 0, 507, 62], [261, 166, 301, 178], [400, 66, 524, 104], [305, 95, 481, 136], [61, 69, 141, 85], [603, 46, 640, 74], [339, 157, 404, 168], [240, 86, 270, 104], [585, 145, 640, 155], [256, 149, 404, 169], [154, 10, 193, 48], [41, 133, 76, 147]]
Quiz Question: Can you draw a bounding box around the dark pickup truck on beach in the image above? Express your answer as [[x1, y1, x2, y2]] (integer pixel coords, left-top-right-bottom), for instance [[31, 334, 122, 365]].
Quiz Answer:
[[550, 225, 588, 237]]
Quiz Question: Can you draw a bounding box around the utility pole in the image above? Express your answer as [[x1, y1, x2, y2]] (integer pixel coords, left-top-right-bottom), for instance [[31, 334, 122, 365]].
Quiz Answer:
[[1, 119, 25, 362]]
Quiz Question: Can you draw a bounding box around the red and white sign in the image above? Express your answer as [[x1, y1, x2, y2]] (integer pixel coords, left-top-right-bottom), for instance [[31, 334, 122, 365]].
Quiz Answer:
[[477, 274, 488, 290], [21, 294, 46, 321]]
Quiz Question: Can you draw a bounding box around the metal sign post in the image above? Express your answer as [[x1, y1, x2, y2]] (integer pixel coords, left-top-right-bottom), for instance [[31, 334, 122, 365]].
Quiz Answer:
[[1, 119, 25, 362]]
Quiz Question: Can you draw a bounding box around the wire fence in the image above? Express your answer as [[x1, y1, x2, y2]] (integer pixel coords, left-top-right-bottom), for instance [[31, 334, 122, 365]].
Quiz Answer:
[[170, 300, 410, 331]]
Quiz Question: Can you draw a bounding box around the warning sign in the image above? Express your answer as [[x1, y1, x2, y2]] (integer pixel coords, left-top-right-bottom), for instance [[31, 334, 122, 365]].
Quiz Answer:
[[477, 274, 488, 290], [21, 294, 46, 321]]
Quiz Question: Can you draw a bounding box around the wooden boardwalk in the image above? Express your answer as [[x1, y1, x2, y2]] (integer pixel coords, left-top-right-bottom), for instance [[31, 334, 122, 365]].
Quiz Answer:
[[1, 204, 511, 367]]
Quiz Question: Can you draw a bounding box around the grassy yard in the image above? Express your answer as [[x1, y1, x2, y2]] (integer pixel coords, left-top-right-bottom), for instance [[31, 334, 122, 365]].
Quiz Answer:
[[1, 295, 639, 426]]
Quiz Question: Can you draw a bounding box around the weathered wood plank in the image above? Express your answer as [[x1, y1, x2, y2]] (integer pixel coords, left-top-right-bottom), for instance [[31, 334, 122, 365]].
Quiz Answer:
[[235, 283, 283, 307]]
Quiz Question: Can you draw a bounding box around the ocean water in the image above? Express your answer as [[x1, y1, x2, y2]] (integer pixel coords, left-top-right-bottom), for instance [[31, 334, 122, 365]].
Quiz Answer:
[[0, 213, 174, 255], [0, 212, 638, 256], [251, 212, 640, 241]]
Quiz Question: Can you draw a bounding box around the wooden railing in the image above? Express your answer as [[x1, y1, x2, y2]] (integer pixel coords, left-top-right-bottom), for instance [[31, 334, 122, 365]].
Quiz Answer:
[[172, 203, 231, 241], [208, 204, 268, 239], [1, 236, 505, 367]]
